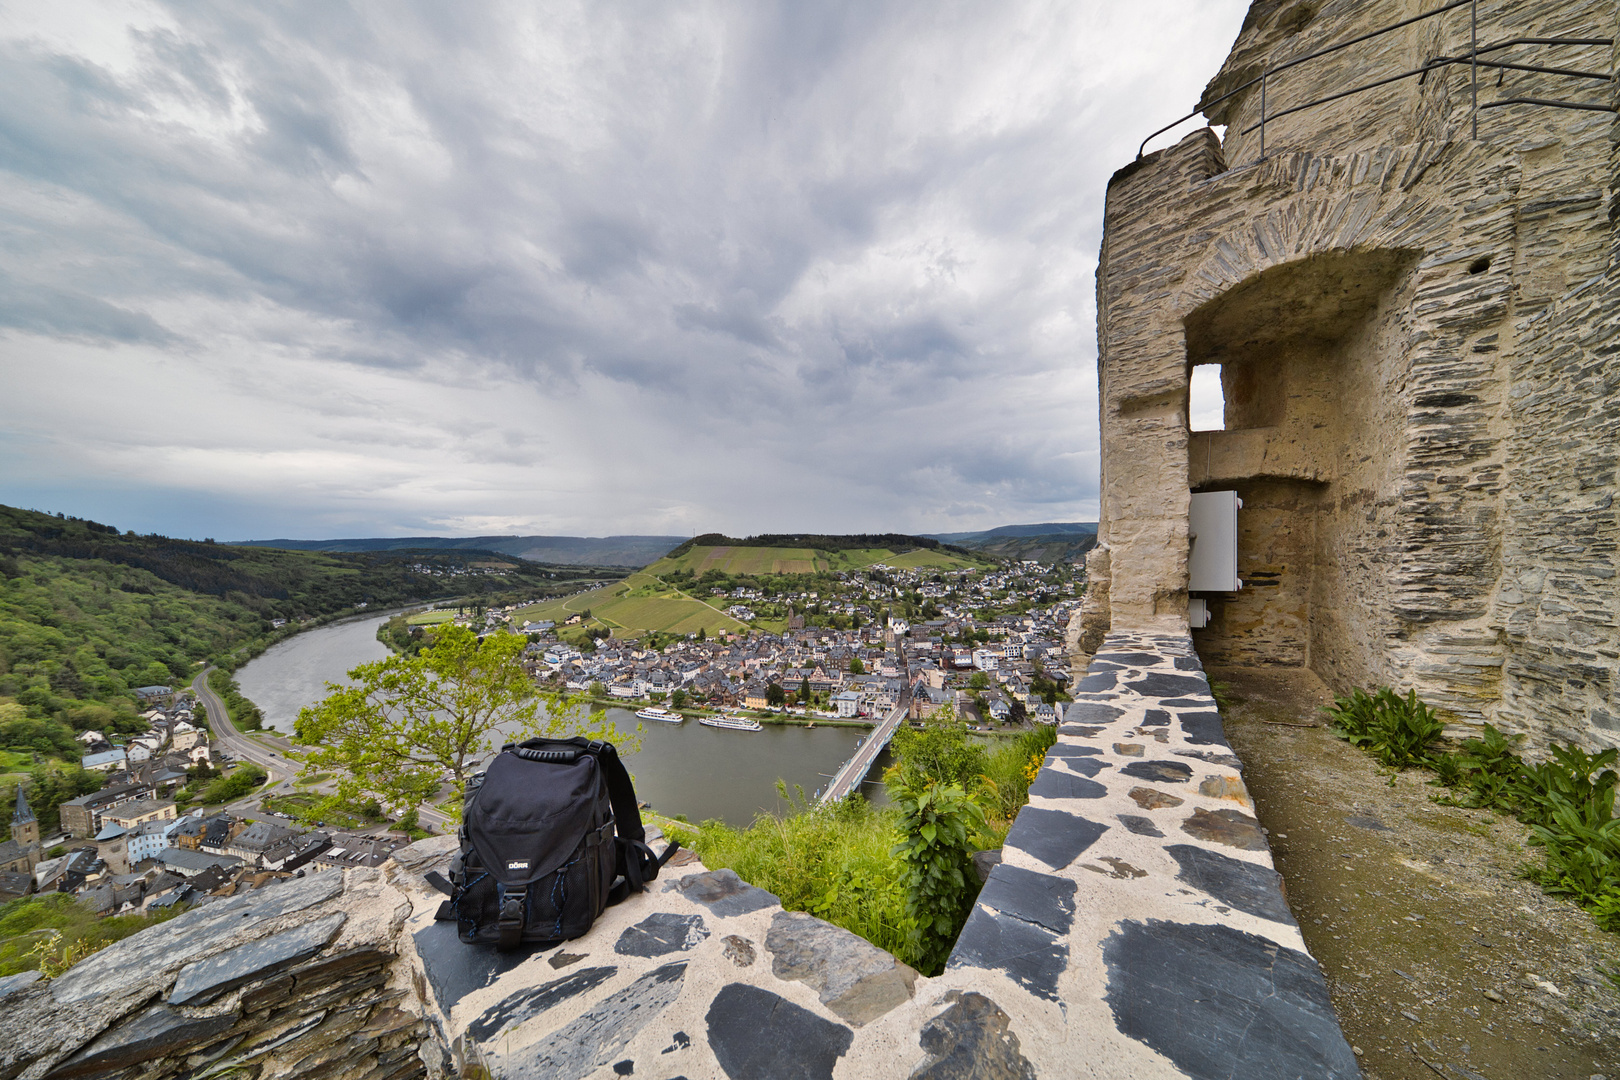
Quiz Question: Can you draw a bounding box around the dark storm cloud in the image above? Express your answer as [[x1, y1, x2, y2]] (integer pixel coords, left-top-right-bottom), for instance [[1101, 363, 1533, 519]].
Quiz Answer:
[[0, 1, 1248, 538]]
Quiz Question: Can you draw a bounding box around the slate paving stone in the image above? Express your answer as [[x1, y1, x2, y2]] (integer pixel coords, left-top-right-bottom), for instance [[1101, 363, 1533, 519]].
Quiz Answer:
[[976, 863, 1076, 935], [1103, 919, 1359, 1079], [1059, 725, 1105, 738], [674, 869, 779, 917], [1076, 671, 1117, 693], [169, 912, 346, 1006], [1181, 807, 1268, 850], [1002, 807, 1108, 870], [1176, 749, 1243, 768], [466, 965, 618, 1043], [1118, 814, 1165, 837], [971, 849, 1002, 883], [1127, 673, 1211, 698], [46, 1004, 237, 1078], [1119, 760, 1193, 784], [1157, 697, 1211, 708], [1026, 769, 1107, 800], [1063, 702, 1124, 725], [1051, 755, 1107, 777], [1128, 786, 1184, 809], [1165, 845, 1294, 925], [766, 911, 918, 1025], [947, 908, 1066, 1002], [1179, 711, 1229, 746], [1140, 709, 1172, 726], [910, 990, 1036, 1080], [1173, 655, 1205, 670], [1045, 744, 1103, 759], [615, 912, 709, 957], [706, 982, 853, 1080], [504, 962, 687, 1080], [721, 935, 755, 967], [1092, 652, 1166, 666], [413, 920, 544, 1013], [1112, 742, 1144, 756]]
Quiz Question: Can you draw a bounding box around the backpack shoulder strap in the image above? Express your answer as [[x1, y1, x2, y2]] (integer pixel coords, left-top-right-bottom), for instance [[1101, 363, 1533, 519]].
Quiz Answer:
[[590, 740, 681, 900]]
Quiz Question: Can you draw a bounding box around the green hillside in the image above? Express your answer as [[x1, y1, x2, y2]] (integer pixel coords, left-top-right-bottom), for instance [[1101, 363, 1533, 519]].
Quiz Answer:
[[0, 504, 621, 780], [514, 537, 992, 641]]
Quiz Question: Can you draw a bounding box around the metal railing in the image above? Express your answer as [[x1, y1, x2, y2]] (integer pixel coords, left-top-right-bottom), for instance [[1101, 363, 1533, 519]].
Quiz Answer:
[[1138, 0, 1616, 163]]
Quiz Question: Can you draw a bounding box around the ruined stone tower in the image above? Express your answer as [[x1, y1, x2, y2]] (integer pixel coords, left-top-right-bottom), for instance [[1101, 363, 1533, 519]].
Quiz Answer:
[[1080, 0, 1618, 751]]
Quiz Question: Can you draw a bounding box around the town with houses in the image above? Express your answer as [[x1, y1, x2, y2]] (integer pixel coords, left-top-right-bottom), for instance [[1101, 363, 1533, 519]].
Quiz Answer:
[[508, 560, 1083, 726], [0, 688, 407, 917], [0, 558, 1081, 926]]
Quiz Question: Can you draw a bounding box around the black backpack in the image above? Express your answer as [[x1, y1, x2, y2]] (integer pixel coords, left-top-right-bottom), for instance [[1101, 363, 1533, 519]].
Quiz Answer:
[[426, 737, 679, 950]]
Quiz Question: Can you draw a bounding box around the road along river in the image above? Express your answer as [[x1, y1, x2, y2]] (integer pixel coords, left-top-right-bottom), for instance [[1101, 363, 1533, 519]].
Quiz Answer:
[[234, 614, 889, 826]]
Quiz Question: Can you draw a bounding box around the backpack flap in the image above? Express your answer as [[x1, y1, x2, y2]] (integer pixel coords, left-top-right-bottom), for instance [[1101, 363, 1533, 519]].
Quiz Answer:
[[464, 750, 606, 887]]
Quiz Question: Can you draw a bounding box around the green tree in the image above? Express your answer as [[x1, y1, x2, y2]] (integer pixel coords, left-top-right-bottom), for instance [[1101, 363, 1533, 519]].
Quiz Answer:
[[798, 678, 811, 704], [967, 671, 989, 690], [766, 683, 786, 708], [296, 627, 623, 818], [848, 657, 865, 675], [671, 689, 688, 709], [697, 627, 706, 642], [889, 707, 986, 790]]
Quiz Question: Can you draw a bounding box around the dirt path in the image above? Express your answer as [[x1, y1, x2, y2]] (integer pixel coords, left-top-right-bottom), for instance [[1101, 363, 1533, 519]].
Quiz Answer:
[[1210, 666, 1620, 1080]]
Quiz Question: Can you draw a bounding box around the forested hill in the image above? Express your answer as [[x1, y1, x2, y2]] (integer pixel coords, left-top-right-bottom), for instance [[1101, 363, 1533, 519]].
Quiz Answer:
[[240, 534, 686, 568], [0, 504, 620, 768], [665, 532, 974, 559]]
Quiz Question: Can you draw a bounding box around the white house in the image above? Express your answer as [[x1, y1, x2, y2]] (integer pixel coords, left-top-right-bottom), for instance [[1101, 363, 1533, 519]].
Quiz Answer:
[[82, 749, 127, 772], [832, 690, 861, 718], [125, 742, 153, 764]]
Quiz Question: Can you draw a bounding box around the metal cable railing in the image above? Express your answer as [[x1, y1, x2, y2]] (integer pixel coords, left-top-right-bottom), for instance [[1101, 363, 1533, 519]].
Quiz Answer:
[[1137, 0, 1616, 163]]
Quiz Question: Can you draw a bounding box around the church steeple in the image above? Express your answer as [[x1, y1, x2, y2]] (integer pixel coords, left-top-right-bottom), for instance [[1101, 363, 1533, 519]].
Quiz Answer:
[[12, 784, 33, 825]]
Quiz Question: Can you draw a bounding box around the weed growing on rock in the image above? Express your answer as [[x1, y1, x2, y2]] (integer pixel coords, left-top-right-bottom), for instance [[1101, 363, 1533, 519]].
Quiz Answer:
[[888, 771, 988, 976]]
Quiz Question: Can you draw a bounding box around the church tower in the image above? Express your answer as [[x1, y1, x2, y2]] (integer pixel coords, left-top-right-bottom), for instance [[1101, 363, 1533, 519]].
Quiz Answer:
[[12, 785, 38, 850]]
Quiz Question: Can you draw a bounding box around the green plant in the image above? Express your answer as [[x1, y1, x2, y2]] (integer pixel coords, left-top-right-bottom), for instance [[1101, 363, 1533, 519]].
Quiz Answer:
[[1323, 687, 1444, 769], [888, 770, 988, 976], [1511, 745, 1617, 830]]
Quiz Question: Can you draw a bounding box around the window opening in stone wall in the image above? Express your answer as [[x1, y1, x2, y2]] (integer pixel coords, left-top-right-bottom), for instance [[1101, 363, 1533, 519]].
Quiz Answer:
[[1189, 364, 1225, 431]]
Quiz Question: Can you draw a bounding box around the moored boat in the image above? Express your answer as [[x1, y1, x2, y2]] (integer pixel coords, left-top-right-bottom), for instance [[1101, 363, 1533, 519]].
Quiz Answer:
[[635, 706, 683, 723], [699, 715, 762, 732]]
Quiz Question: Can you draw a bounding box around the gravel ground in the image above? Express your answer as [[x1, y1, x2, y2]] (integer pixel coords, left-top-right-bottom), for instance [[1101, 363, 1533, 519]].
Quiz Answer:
[[1210, 665, 1620, 1080]]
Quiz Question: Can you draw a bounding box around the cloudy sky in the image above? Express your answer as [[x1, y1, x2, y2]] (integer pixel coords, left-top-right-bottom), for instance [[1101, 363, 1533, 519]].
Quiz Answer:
[[0, 1, 1246, 542]]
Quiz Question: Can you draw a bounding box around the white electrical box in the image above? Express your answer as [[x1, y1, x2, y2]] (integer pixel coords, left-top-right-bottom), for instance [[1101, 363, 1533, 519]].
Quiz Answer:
[[1189, 598, 1211, 628], [1189, 490, 1243, 592]]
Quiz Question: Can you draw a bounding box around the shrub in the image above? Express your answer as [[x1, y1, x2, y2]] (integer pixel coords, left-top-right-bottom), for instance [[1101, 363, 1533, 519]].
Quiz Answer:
[[889, 772, 987, 976]]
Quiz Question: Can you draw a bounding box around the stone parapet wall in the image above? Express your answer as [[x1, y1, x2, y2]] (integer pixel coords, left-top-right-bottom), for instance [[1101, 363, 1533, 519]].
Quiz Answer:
[[7, 634, 1358, 1079]]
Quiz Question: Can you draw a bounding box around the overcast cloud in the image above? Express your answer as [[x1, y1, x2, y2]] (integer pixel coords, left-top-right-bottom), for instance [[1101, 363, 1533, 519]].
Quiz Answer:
[[0, 1, 1246, 541]]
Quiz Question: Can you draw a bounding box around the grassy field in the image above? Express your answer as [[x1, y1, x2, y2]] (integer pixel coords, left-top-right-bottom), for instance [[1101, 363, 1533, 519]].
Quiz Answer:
[[405, 609, 458, 626], [512, 574, 744, 637], [880, 548, 987, 569], [649, 546, 827, 576]]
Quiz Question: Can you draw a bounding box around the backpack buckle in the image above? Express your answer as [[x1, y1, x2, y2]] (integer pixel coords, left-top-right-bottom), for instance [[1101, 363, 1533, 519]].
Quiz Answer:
[[497, 886, 527, 951]]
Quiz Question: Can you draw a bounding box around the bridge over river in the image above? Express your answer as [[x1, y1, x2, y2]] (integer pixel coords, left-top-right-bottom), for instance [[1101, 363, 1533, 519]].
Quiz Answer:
[[818, 698, 909, 804]]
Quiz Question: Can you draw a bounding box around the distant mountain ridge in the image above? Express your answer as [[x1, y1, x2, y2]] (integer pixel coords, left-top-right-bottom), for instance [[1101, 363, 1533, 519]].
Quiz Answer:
[[924, 522, 1097, 545], [240, 534, 687, 568], [924, 522, 1099, 564]]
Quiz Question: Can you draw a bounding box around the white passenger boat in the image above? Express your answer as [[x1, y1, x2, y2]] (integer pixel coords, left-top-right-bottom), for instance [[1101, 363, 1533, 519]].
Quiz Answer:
[[635, 706, 684, 724], [699, 715, 763, 732]]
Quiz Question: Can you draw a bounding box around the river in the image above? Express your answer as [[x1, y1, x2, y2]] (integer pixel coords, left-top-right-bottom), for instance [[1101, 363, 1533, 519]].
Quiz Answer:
[[234, 614, 888, 825]]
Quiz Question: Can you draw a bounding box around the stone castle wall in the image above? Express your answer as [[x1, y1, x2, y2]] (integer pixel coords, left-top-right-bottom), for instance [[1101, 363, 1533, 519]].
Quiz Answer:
[[1083, 0, 1619, 752]]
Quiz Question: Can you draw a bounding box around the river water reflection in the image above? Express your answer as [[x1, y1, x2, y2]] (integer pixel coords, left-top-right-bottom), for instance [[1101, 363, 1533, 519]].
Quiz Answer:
[[235, 613, 886, 825]]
